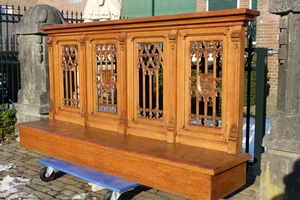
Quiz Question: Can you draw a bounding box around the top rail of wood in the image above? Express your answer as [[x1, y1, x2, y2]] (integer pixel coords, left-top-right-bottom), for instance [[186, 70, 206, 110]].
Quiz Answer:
[[40, 8, 259, 34]]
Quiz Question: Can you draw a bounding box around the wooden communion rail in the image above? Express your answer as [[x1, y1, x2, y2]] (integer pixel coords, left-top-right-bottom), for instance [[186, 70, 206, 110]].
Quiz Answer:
[[16, 8, 259, 200]]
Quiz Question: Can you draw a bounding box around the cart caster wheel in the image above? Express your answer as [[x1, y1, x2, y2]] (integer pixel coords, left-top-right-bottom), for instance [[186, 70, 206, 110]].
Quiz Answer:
[[103, 191, 113, 200], [39, 167, 55, 182]]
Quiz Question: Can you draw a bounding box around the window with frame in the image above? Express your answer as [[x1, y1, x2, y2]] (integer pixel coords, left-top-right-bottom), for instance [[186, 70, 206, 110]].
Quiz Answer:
[[70, 0, 82, 4], [208, 0, 237, 11]]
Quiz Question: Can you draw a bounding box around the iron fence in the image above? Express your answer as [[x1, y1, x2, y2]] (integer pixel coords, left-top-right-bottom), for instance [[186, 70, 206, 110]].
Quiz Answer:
[[0, 4, 83, 104]]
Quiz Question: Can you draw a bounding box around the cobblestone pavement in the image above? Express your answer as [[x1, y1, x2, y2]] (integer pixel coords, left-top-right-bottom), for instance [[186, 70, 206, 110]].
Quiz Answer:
[[0, 141, 259, 200]]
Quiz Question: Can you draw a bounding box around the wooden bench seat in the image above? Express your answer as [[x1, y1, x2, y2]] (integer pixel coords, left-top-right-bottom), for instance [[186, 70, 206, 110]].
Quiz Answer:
[[16, 119, 251, 200]]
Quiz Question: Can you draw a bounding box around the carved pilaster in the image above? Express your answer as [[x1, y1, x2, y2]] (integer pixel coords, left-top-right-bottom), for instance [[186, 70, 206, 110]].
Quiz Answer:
[[118, 32, 127, 134], [166, 30, 177, 143]]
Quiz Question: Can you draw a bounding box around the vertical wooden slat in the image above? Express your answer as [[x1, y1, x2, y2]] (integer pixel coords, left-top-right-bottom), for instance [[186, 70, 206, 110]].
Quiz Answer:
[[149, 72, 153, 115], [142, 69, 146, 113], [213, 49, 217, 127]]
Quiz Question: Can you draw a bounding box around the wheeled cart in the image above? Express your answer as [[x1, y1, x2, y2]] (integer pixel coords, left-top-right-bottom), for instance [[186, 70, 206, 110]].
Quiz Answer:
[[38, 157, 140, 200]]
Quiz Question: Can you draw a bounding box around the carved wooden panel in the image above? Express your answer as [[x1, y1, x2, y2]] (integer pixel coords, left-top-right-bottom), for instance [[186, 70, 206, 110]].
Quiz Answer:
[[61, 45, 80, 108], [189, 40, 222, 128], [126, 35, 169, 140], [137, 42, 164, 120], [95, 44, 117, 114]]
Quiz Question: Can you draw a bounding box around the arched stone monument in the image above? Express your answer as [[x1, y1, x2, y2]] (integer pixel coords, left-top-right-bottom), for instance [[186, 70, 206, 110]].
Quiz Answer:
[[12, 5, 67, 123]]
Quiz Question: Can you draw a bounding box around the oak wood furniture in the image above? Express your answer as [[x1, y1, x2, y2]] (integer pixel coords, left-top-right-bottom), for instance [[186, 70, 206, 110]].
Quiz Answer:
[[16, 8, 259, 200]]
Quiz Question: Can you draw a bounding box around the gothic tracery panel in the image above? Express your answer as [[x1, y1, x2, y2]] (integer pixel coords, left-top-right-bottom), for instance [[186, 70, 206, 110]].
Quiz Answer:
[[189, 40, 222, 128], [61, 45, 80, 108], [137, 42, 164, 120], [95, 44, 117, 113]]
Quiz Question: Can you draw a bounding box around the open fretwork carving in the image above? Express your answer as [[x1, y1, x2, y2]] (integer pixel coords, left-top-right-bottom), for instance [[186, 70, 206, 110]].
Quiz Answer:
[[189, 40, 222, 128], [137, 42, 164, 120], [95, 44, 118, 114], [62, 45, 80, 108]]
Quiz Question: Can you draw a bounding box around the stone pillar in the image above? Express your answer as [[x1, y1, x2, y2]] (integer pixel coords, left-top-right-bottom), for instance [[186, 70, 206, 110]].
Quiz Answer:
[[12, 5, 67, 123], [260, 1, 300, 199]]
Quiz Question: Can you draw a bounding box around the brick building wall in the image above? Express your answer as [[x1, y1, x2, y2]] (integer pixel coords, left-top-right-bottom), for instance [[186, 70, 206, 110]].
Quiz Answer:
[[196, 0, 206, 11], [37, 0, 87, 14], [255, 1, 279, 97], [0, 0, 37, 14]]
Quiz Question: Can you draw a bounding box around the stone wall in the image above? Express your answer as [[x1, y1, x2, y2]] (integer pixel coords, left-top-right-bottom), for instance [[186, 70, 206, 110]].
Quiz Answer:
[[260, 0, 300, 199]]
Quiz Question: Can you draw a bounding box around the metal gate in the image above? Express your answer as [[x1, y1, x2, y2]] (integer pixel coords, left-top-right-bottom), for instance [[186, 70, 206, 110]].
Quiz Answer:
[[244, 22, 271, 176], [0, 5, 21, 104]]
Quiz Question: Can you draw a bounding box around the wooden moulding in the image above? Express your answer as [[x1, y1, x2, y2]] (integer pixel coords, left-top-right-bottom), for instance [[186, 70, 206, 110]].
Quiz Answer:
[[17, 8, 259, 200], [16, 120, 251, 200]]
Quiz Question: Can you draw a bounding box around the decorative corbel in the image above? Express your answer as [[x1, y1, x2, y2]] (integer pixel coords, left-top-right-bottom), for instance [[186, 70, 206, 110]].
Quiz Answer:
[[230, 25, 243, 43], [79, 34, 87, 50]]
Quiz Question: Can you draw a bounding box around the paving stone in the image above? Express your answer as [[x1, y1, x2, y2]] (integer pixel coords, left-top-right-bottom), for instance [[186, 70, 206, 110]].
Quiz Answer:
[[48, 180, 67, 188], [29, 183, 52, 193], [156, 190, 189, 200], [60, 189, 75, 196], [88, 191, 104, 199], [140, 191, 169, 200], [47, 184, 65, 192], [34, 191, 57, 200], [58, 176, 80, 185], [64, 184, 87, 193], [0, 151, 14, 157], [23, 169, 39, 176], [47, 190, 59, 197]]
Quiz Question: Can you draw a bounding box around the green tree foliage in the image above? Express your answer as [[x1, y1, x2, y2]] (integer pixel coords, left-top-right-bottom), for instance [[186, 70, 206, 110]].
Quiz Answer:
[[0, 104, 17, 143], [244, 71, 257, 106]]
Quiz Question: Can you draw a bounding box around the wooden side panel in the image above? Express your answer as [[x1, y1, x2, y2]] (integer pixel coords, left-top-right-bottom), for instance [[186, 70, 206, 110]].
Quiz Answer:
[[85, 34, 123, 132], [211, 163, 247, 199], [175, 26, 246, 154], [126, 32, 169, 140], [50, 36, 87, 126], [176, 29, 228, 151]]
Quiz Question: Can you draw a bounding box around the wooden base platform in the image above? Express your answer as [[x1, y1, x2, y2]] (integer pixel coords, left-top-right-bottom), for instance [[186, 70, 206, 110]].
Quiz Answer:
[[16, 120, 251, 200]]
